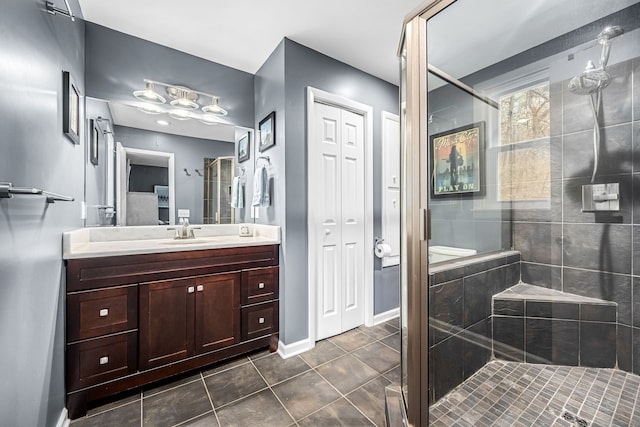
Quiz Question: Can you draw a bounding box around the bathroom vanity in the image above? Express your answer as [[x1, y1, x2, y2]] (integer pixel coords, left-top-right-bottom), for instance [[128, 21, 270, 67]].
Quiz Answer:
[[63, 224, 280, 418]]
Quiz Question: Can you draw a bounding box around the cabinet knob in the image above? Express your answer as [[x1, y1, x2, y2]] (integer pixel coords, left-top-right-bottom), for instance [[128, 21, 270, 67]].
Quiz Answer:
[[259, 317, 265, 324], [187, 286, 195, 294], [196, 285, 204, 292], [258, 282, 265, 289], [99, 308, 109, 317], [99, 356, 109, 365]]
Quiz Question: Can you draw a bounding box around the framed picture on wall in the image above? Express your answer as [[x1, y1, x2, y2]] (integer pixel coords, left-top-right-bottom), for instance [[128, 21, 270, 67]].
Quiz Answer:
[[258, 111, 276, 152], [89, 119, 99, 165], [62, 70, 81, 144], [237, 132, 250, 163], [429, 121, 485, 197]]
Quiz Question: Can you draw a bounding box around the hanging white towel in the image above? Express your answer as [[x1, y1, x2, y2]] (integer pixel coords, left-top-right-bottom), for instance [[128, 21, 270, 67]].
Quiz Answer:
[[231, 176, 244, 209], [252, 165, 271, 207]]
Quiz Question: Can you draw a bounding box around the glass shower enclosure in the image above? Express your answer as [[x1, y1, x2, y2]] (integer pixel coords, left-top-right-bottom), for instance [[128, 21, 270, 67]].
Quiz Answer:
[[399, 1, 640, 425]]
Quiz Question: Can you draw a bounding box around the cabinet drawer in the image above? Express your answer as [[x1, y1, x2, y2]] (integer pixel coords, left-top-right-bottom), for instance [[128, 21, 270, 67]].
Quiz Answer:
[[66, 331, 137, 391], [242, 301, 279, 341], [67, 285, 137, 341], [241, 267, 279, 305]]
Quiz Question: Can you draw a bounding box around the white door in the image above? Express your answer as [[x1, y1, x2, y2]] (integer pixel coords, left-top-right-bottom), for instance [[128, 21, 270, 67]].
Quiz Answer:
[[312, 102, 365, 340]]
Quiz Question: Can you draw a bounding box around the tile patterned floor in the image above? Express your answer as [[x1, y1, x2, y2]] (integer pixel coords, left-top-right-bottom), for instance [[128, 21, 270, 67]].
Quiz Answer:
[[430, 360, 640, 427], [70, 319, 400, 427]]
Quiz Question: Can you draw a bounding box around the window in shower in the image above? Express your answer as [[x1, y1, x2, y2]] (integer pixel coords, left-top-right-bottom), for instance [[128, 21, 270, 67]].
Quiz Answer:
[[497, 82, 552, 202]]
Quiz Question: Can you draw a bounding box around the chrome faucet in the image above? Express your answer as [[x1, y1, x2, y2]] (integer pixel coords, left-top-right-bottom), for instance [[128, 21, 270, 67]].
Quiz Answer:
[[167, 217, 200, 239]]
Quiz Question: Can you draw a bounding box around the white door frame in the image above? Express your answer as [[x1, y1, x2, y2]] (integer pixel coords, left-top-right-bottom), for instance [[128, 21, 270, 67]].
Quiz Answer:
[[307, 86, 374, 346]]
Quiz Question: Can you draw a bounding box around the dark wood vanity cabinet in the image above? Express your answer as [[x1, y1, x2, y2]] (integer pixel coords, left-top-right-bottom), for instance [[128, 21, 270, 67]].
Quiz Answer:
[[65, 244, 279, 419]]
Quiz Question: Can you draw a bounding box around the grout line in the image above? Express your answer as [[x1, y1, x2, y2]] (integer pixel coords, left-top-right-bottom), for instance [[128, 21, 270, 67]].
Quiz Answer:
[[200, 372, 221, 427], [248, 356, 297, 425]]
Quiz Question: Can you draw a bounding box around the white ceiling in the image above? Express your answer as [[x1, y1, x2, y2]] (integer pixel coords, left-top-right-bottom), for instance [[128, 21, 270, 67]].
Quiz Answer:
[[77, 0, 424, 86]]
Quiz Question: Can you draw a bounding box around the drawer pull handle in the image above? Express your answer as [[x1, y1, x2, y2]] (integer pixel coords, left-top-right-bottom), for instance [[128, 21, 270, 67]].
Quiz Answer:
[[187, 286, 195, 294], [99, 356, 109, 365], [99, 308, 109, 317], [258, 282, 265, 289], [259, 317, 265, 324], [197, 285, 204, 292]]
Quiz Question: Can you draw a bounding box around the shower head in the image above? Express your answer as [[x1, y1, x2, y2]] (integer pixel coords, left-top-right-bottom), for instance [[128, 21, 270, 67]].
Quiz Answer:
[[597, 26, 624, 44], [597, 26, 624, 69], [568, 61, 611, 95]]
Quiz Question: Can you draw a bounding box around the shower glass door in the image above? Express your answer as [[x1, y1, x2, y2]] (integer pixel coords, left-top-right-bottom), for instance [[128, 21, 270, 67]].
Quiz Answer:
[[401, 0, 638, 425]]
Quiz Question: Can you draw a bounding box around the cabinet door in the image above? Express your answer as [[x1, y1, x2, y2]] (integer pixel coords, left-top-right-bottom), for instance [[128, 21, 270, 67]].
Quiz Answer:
[[195, 272, 241, 354], [139, 277, 195, 370]]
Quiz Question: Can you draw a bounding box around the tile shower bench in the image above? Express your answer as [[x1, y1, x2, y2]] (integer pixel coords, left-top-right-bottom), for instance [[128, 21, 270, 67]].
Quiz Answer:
[[492, 283, 617, 368]]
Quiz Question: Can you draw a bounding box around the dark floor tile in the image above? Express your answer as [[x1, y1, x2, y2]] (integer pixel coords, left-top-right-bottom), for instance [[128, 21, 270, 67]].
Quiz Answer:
[[143, 371, 202, 397], [201, 354, 249, 377], [299, 339, 346, 367], [143, 380, 212, 427], [72, 401, 140, 427], [316, 354, 379, 394], [353, 341, 400, 374], [383, 318, 399, 330], [272, 370, 340, 420], [328, 329, 375, 352], [381, 332, 400, 351], [247, 348, 272, 361], [215, 389, 293, 427], [176, 411, 219, 427], [252, 353, 310, 385], [85, 389, 141, 417], [297, 398, 374, 426], [383, 365, 401, 384], [347, 376, 391, 427], [203, 362, 267, 408], [358, 322, 397, 340]]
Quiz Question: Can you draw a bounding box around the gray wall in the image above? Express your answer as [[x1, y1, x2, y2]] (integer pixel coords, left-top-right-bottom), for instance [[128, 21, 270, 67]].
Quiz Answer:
[[256, 39, 399, 344], [114, 125, 234, 224], [85, 97, 114, 226], [85, 23, 255, 128], [0, 0, 85, 426]]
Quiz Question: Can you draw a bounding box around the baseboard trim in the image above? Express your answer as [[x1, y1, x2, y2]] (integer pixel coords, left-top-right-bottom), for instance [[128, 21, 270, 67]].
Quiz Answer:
[[373, 308, 399, 325], [56, 408, 70, 427], [277, 338, 314, 359]]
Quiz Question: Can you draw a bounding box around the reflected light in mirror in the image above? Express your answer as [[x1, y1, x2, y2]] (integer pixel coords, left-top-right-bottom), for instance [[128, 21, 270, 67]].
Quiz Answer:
[[156, 119, 170, 126]]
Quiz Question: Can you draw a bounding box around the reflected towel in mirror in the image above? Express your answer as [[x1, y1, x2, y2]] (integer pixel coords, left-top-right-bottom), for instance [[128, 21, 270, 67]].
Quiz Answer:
[[251, 165, 270, 207], [231, 176, 244, 209]]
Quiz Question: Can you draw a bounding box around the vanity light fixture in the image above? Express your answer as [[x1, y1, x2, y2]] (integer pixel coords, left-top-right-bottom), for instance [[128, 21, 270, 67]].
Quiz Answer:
[[198, 114, 221, 125], [168, 87, 199, 110], [168, 109, 192, 121], [202, 97, 228, 116], [137, 104, 165, 115], [133, 82, 166, 104]]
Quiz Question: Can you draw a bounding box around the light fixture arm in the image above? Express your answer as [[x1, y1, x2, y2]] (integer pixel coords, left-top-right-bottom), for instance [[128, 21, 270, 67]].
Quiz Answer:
[[143, 79, 219, 101], [45, 0, 75, 22]]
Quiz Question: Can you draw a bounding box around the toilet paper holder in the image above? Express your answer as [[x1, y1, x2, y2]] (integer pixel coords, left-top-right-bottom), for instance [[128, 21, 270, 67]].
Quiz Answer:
[[375, 237, 384, 246]]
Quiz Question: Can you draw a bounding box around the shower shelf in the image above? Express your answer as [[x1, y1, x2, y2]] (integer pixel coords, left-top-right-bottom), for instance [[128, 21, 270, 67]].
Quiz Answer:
[[0, 182, 74, 203]]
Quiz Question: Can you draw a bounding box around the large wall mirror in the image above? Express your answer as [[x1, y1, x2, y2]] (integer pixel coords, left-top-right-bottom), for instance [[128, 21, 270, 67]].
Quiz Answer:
[[83, 23, 256, 227]]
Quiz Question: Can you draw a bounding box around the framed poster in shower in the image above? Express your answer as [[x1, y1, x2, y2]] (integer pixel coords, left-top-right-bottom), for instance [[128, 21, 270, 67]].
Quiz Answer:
[[430, 121, 485, 197]]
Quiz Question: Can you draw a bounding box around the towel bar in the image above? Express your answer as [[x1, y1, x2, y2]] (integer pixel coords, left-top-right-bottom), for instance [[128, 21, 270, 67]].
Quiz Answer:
[[0, 182, 74, 203]]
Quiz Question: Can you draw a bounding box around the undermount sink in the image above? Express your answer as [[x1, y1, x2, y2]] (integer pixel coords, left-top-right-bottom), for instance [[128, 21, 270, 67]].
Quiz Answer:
[[160, 238, 215, 245]]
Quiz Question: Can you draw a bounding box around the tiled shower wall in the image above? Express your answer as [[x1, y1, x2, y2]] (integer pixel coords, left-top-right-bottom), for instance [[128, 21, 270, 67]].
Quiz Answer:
[[512, 57, 640, 374], [428, 252, 520, 402]]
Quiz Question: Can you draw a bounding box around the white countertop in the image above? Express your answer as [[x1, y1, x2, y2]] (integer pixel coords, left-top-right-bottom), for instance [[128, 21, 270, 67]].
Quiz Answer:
[[63, 224, 280, 259]]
